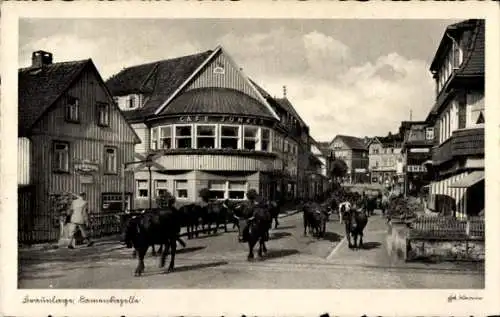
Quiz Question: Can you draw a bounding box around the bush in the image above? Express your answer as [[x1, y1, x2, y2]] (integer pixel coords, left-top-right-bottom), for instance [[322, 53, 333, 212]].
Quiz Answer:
[[387, 196, 417, 220], [49, 192, 76, 227], [156, 190, 175, 208], [246, 189, 258, 200], [199, 188, 210, 202]]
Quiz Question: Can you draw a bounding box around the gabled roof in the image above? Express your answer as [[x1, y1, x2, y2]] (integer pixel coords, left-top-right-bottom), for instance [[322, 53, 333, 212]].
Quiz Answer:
[[19, 58, 141, 143], [331, 135, 367, 150], [106, 47, 280, 121], [316, 141, 331, 156], [18, 59, 90, 134], [106, 50, 214, 116], [275, 97, 308, 128]]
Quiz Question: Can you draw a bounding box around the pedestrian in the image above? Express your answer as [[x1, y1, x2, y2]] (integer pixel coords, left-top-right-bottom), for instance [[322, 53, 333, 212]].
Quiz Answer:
[[68, 192, 94, 249]]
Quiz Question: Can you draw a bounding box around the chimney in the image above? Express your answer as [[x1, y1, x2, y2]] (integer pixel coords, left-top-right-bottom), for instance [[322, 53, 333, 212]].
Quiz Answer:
[[32, 50, 53, 68], [283, 85, 287, 98]]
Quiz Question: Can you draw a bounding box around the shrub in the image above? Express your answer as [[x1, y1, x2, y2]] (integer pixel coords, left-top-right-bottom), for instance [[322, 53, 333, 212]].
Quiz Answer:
[[199, 188, 211, 202], [387, 196, 417, 220], [156, 190, 175, 208], [246, 189, 258, 201], [49, 192, 76, 227]]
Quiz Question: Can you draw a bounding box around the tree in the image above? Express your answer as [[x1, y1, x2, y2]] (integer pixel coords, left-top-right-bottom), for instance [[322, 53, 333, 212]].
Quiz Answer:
[[329, 158, 348, 182]]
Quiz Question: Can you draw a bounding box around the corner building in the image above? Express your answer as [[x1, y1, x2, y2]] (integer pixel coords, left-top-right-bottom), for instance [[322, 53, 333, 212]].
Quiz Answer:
[[106, 46, 307, 208]]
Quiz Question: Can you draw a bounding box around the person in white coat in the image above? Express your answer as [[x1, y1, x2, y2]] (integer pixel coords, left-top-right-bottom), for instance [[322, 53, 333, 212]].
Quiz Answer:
[[68, 192, 94, 249]]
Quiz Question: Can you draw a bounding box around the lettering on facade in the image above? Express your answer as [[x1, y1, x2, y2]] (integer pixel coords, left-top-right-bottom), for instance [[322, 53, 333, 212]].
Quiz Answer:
[[177, 115, 265, 125], [74, 160, 99, 174], [407, 165, 427, 173]]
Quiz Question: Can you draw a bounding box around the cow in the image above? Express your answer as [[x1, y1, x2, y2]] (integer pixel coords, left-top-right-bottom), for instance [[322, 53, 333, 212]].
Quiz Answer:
[[342, 205, 368, 250], [234, 203, 272, 260], [302, 202, 328, 238], [119, 207, 184, 276], [268, 200, 281, 229]]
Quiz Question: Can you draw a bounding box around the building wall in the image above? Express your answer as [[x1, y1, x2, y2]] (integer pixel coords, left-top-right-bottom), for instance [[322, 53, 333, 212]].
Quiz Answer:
[[26, 66, 137, 238], [18, 137, 31, 185]]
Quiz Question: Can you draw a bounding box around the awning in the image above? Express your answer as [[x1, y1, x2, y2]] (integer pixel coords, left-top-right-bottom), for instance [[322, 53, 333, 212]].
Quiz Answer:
[[449, 171, 484, 188]]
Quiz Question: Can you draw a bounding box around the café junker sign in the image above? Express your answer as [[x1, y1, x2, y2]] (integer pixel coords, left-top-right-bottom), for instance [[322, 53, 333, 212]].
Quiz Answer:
[[176, 115, 268, 126]]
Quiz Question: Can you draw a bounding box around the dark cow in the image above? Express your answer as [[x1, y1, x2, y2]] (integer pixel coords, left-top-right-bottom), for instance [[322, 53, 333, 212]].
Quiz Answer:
[[119, 207, 184, 276], [234, 203, 272, 260], [364, 195, 378, 216], [342, 206, 368, 250], [178, 203, 202, 239], [302, 202, 328, 238], [268, 200, 281, 229]]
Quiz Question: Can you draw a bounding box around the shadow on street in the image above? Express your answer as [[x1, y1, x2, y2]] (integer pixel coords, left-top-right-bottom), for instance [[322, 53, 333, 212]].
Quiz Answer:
[[170, 260, 229, 273], [176, 246, 206, 254], [270, 232, 292, 240], [361, 242, 381, 250], [275, 225, 296, 230], [262, 249, 299, 260], [322, 232, 343, 243]]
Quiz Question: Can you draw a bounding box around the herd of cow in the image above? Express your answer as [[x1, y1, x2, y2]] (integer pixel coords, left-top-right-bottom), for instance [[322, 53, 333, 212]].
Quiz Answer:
[[115, 189, 388, 277]]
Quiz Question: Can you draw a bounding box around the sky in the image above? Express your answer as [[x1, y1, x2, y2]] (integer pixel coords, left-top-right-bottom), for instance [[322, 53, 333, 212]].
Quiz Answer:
[[19, 19, 459, 142]]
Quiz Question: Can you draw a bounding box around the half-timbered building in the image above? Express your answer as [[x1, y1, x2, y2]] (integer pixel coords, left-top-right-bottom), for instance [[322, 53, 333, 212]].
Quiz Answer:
[[18, 50, 140, 243], [106, 46, 311, 208]]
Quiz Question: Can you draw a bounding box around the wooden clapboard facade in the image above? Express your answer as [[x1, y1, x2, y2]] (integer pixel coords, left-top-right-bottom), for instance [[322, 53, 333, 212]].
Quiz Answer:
[[423, 19, 485, 219], [106, 45, 314, 208], [18, 50, 140, 243]]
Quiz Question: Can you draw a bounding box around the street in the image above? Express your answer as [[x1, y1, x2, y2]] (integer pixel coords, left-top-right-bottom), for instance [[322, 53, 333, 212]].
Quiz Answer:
[[18, 211, 484, 289]]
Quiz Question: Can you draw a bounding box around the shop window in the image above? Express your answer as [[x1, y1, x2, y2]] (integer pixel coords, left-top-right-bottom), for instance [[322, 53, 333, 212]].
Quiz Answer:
[[136, 180, 148, 198], [175, 125, 192, 149], [151, 128, 158, 150], [53, 141, 70, 173], [243, 126, 258, 150], [220, 125, 239, 149], [160, 126, 172, 149], [102, 193, 131, 212], [104, 146, 117, 174], [261, 128, 271, 151], [155, 179, 168, 198], [196, 125, 216, 149], [65, 96, 79, 123], [209, 180, 226, 200], [174, 180, 188, 198], [228, 181, 246, 200]]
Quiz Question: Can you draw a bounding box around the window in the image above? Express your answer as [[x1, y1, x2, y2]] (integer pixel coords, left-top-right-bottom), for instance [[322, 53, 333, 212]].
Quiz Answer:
[[458, 100, 467, 129], [174, 180, 188, 198], [128, 95, 136, 109], [160, 126, 172, 149], [65, 96, 79, 123], [102, 193, 131, 212], [424, 128, 434, 141], [104, 146, 117, 174], [155, 180, 168, 197], [261, 128, 271, 151], [53, 141, 69, 172], [220, 125, 239, 149], [196, 125, 216, 149], [453, 40, 463, 68], [175, 125, 192, 149], [228, 181, 246, 200], [136, 180, 149, 198], [208, 180, 226, 200], [97, 102, 110, 127], [243, 126, 258, 150], [151, 128, 158, 150]]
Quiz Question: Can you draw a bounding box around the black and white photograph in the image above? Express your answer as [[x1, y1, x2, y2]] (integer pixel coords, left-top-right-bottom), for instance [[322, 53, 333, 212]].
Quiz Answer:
[[1, 2, 499, 317]]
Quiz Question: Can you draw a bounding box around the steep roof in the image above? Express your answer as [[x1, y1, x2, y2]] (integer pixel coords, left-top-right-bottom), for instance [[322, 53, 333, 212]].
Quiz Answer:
[[332, 135, 367, 150], [106, 50, 214, 117], [18, 59, 90, 134], [275, 97, 308, 128], [456, 19, 484, 77], [158, 87, 275, 119]]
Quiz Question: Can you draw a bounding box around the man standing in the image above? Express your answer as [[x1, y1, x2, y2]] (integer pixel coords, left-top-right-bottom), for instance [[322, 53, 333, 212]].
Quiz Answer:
[[68, 192, 94, 249]]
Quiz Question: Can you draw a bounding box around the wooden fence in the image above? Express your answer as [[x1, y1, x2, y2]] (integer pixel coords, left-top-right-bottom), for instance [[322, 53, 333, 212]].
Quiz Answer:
[[409, 216, 485, 240]]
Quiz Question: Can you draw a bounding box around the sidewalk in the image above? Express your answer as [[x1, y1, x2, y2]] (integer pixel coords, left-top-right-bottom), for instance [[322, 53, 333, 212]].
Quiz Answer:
[[19, 208, 300, 252]]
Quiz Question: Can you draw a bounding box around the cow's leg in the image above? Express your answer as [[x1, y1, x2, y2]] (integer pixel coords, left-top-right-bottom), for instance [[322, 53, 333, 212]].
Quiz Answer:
[[303, 217, 308, 236], [159, 241, 170, 268], [274, 215, 279, 229], [359, 232, 364, 249], [151, 244, 157, 257], [135, 247, 147, 277], [258, 239, 263, 258], [177, 237, 186, 248], [167, 238, 177, 273], [247, 237, 256, 261], [346, 230, 353, 249]]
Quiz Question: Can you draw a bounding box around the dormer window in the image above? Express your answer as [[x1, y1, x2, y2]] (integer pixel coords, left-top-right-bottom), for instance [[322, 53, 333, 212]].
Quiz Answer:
[[128, 95, 136, 109], [425, 127, 434, 140]]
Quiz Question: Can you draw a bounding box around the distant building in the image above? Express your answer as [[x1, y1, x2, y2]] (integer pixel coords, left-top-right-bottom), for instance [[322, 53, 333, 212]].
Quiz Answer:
[[18, 50, 140, 243], [328, 135, 369, 184], [424, 19, 484, 219], [367, 132, 404, 188], [307, 137, 329, 199], [399, 121, 434, 196]]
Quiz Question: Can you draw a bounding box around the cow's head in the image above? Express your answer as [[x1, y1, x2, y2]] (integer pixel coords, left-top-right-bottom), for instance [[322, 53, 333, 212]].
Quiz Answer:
[[114, 212, 139, 248]]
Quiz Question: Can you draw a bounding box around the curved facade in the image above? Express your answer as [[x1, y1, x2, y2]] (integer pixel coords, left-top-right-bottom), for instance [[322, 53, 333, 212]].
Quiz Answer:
[[107, 46, 306, 208]]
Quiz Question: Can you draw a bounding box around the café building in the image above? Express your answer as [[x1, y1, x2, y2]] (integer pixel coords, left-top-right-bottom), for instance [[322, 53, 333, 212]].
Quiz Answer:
[[106, 46, 305, 208]]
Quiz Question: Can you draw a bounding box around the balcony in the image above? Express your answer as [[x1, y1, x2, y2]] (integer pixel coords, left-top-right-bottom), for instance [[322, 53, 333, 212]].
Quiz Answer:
[[432, 127, 484, 165]]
